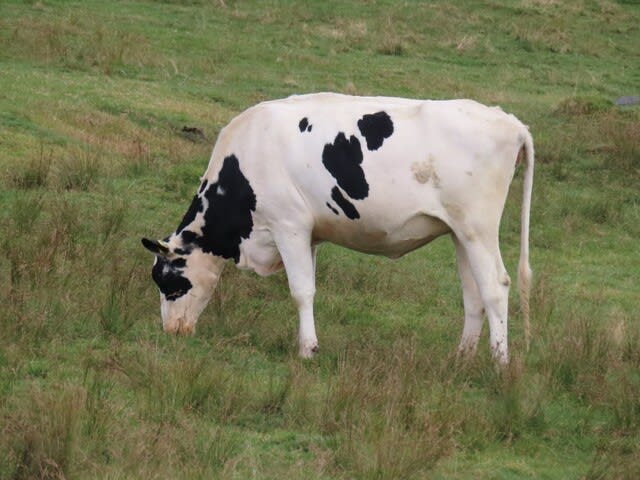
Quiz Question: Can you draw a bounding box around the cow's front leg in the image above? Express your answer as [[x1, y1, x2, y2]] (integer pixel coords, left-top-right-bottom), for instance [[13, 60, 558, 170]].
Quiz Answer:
[[274, 230, 318, 358]]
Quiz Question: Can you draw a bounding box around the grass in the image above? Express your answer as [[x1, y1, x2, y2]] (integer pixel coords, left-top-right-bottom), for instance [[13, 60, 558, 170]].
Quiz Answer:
[[1, 0, 639, 478]]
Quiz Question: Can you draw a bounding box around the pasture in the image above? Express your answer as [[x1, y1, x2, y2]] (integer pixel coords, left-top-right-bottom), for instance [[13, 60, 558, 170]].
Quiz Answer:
[[0, 1, 639, 478]]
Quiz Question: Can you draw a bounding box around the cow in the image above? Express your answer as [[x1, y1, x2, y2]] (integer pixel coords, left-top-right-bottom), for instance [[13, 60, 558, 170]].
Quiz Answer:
[[142, 93, 534, 364]]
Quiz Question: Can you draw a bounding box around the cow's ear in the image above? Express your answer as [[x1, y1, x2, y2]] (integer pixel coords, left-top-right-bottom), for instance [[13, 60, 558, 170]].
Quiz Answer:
[[141, 238, 171, 256]]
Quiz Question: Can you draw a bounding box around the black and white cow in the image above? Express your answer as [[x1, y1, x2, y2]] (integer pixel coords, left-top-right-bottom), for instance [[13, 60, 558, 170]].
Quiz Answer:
[[142, 93, 534, 364]]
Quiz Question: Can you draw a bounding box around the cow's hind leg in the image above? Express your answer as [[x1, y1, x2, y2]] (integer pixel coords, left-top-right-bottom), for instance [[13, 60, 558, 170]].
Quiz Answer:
[[455, 236, 510, 364], [453, 235, 485, 356], [273, 230, 318, 358]]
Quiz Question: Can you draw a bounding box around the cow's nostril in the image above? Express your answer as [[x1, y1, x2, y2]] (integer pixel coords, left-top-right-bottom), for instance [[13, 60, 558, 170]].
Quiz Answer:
[[178, 322, 195, 336]]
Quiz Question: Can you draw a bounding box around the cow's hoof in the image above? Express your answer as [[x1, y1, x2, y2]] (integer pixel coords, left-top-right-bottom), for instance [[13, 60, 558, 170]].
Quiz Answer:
[[300, 342, 319, 359]]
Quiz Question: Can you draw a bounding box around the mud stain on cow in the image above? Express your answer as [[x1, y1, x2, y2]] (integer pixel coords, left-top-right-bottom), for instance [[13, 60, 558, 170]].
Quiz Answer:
[[312, 220, 387, 252], [411, 155, 441, 187]]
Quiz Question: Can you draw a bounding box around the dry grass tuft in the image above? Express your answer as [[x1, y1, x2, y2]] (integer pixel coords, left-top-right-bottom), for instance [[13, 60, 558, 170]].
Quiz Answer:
[[2, 385, 84, 479], [1, 14, 161, 74], [540, 98, 640, 173], [554, 96, 612, 116]]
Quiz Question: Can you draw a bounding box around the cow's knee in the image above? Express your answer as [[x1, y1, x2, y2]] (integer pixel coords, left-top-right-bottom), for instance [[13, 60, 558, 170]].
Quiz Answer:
[[290, 286, 315, 309]]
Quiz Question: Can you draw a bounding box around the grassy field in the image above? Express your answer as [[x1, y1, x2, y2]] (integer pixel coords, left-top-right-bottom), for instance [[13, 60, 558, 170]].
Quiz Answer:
[[1, 0, 639, 478]]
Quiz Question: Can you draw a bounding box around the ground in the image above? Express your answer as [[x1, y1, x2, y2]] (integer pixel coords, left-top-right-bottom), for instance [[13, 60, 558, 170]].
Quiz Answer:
[[0, 1, 639, 478]]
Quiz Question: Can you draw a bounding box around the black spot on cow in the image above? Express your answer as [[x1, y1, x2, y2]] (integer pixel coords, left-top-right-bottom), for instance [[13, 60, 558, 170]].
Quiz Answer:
[[326, 202, 339, 215], [198, 179, 208, 194], [322, 132, 368, 200], [195, 154, 256, 262], [176, 194, 203, 235], [181, 230, 198, 244], [151, 257, 192, 301], [357, 111, 394, 151], [298, 117, 312, 133], [169, 258, 187, 268], [331, 186, 360, 220]]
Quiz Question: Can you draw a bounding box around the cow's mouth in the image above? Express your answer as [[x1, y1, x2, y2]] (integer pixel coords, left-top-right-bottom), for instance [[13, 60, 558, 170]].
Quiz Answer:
[[163, 318, 195, 336]]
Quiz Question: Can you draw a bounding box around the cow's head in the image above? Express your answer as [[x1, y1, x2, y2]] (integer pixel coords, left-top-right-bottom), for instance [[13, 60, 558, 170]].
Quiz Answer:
[[141, 237, 225, 335], [142, 155, 256, 334]]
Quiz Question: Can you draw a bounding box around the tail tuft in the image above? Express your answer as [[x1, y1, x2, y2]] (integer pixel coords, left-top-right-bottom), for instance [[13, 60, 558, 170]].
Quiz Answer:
[[518, 259, 532, 351]]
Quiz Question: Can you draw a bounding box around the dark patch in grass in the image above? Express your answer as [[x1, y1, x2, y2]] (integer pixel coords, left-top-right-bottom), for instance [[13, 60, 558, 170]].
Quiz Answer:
[[554, 96, 612, 117], [376, 40, 406, 56], [180, 126, 207, 142]]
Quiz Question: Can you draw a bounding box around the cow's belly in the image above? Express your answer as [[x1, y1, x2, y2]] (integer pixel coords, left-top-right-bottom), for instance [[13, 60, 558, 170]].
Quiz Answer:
[[312, 212, 451, 258], [239, 212, 451, 276]]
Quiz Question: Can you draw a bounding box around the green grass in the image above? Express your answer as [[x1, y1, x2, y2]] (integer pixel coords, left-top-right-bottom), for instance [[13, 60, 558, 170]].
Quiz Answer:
[[1, 0, 639, 478]]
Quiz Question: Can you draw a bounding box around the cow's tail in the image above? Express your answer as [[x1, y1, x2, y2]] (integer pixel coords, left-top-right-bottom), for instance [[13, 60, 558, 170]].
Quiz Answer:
[[518, 128, 534, 351]]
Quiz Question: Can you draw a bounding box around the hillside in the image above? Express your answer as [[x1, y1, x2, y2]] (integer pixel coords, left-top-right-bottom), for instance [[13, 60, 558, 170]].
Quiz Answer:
[[1, 1, 639, 478]]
